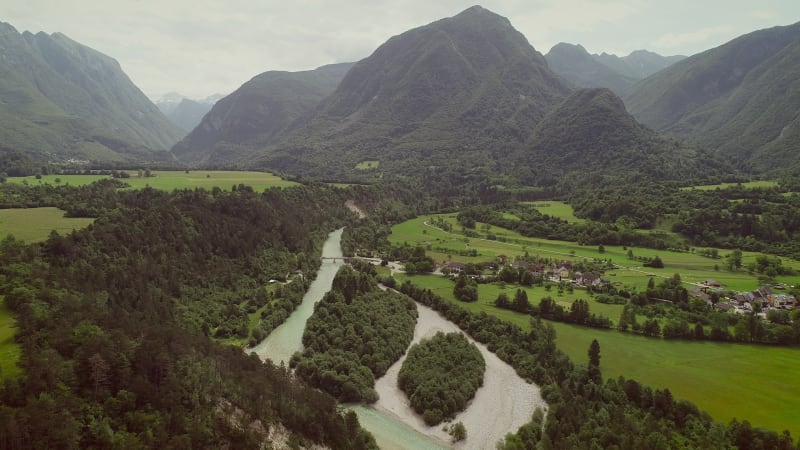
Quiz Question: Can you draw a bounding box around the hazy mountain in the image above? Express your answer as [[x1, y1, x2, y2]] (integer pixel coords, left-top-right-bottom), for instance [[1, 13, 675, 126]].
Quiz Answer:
[[171, 63, 354, 165], [516, 88, 721, 182], [545, 43, 637, 95], [594, 50, 686, 79], [623, 22, 800, 171], [0, 22, 180, 162], [155, 93, 223, 132], [257, 6, 572, 179]]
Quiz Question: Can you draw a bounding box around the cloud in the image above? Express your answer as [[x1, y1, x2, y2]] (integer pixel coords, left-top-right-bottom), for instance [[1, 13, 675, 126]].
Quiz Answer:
[[652, 25, 732, 51]]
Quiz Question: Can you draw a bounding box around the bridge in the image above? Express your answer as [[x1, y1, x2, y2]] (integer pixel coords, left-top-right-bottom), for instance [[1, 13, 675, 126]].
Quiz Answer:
[[320, 256, 348, 263]]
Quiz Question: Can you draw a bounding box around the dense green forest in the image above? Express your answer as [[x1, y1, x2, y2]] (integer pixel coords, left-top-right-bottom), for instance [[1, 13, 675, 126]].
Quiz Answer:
[[291, 265, 417, 403], [397, 331, 484, 426], [0, 183, 377, 449]]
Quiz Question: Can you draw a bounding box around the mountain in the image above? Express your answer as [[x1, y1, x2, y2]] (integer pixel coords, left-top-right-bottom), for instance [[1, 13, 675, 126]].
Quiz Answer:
[[516, 88, 721, 182], [545, 44, 685, 95], [256, 6, 572, 179], [594, 50, 686, 79], [545, 43, 637, 95], [623, 22, 800, 171], [171, 63, 354, 165], [156, 93, 223, 132], [0, 22, 181, 162]]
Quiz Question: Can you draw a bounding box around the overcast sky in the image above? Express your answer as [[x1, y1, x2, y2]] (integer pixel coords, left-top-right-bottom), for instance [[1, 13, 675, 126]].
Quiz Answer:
[[4, 0, 799, 100]]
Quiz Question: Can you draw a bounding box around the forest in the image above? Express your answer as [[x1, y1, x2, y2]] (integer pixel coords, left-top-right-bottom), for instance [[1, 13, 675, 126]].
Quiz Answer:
[[397, 331, 484, 426], [0, 183, 377, 449], [291, 265, 417, 403]]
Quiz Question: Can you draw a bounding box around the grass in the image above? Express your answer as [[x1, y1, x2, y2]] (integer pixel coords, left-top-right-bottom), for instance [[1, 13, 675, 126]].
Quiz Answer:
[[681, 180, 779, 191], [354, 160, 380, 170], [0, 297, 21, 379], [549, 322, 800, 438], [395, 273, 800, 438], [7, 170, 298, 191], [391, 212, 800, 437], [0, 207, 95, 242], [523, 201, 585, 223], [391, 214, 799, 293]]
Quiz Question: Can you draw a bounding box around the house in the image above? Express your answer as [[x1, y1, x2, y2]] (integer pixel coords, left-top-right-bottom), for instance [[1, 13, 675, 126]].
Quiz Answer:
[[442, 261, 465, 274], [768, 294, 797, 309], [714, 303, 734, 312]]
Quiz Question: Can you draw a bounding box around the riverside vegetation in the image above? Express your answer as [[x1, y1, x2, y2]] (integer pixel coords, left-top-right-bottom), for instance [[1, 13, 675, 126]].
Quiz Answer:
[[291, 264, 417, 403], [397, 331, 485, 426]]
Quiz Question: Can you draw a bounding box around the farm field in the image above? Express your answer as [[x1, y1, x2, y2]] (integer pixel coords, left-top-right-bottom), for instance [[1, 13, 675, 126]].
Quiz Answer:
[[394, 274, 800, 438], [0, 297, 21, 379], [0, 207, 95, 242], [390, 214, 799, 292], [523, 200, 585, 223], [7, 170, 298, 191], [549, 321, 800, 439], [680, 180, 780, 191]]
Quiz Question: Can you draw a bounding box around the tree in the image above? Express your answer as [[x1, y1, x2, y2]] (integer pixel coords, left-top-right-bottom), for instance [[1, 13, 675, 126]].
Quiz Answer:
[[449, 422, 466, 442], [587, 339, 601, 383], [598, 244, 605, 254], [726, 250, 743, 271]]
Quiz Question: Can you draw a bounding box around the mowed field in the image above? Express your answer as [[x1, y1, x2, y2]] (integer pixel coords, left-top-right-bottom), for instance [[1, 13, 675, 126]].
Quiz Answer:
[[0, 207, 95, 242], [390, 212, 800, 437], [390, 213, 799, 292], [8, 170, 298, 191]]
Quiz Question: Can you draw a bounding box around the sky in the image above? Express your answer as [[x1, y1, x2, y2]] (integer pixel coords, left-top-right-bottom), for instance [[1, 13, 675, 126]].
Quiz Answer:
[[4, 0, 799, 100]]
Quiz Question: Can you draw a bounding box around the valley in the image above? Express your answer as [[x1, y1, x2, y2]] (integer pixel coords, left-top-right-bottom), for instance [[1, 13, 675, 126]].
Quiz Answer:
[[1, 3, 800, 449]]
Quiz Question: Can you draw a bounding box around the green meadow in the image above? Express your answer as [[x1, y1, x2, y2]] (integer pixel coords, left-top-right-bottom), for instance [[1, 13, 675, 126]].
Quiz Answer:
[[391, 212, 800, 437], [0, 207, 95, 242], [523, 200, 586, 223], [681, 180, 780, 191], [354, 160, 380, 170], [8, 170, 298, 191], [395, 273, 800, 438], [391, 214, 799, 292], [0, 297, 21, 379]]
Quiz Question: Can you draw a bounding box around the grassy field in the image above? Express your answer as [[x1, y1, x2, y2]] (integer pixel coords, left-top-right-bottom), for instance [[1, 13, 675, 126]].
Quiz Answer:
[[0, 207, 95, 242], [391, 214, 799, 292], [681, 180, 780, 191], [354, 160, 380, 170], [550, 321, 800, 438], [523, 201, 585, 223], [8, 170, 298, 191], [0, 297, 21, 379], [395, 273, 800, 438], [391, 212, 800, 436]]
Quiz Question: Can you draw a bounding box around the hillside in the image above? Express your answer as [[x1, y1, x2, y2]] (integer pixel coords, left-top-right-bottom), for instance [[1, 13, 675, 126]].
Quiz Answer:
[[171, 63, 354, 165], [0, 22, 180, 162], [156, 93, 224, 132], [545, 43, 637, 95], [594, 50, 685, 79], [623, 22, 800, 171], [515, 88, 726, 184], [256, 6, 572, 179]]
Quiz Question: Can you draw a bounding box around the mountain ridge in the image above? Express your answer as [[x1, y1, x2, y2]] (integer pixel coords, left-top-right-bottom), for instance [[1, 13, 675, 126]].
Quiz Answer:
[[0, 22, 181, 162]]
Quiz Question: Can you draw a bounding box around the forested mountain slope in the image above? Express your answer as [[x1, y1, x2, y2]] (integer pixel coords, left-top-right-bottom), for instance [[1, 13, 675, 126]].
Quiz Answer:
[[545, 43, 638, 95], [513, 88, 728, 185], [0, 22, 182, 162], [255, 6, 572, 180], [171, 63, 354, 165], [623, 21, 800, 171]]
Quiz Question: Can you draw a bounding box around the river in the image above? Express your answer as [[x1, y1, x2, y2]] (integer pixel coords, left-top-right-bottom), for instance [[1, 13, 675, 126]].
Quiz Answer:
[[252, 228, 544, 449]]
